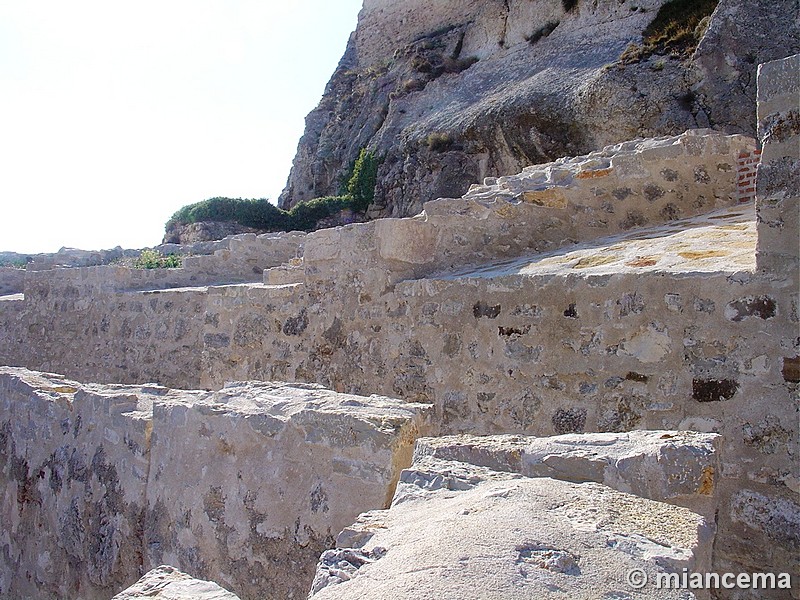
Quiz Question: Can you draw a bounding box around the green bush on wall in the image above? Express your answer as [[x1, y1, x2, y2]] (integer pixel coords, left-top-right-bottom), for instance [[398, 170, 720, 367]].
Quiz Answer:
[[165, 149, 382, 234], [133, 249, 183, 269]]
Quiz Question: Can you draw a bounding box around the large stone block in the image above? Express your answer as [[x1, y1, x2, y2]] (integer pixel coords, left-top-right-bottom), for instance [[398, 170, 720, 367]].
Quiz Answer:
[[310, 455, 714, 599], [414, 430, 720, 516], [0, 368, 432, 600], [144, 381, 431, 600], [0, 367, 154, 599], [375, 218, 438, 265]]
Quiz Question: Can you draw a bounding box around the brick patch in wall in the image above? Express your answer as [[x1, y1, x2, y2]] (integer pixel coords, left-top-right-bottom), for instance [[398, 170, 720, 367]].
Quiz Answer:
[[737, 148, 762, 203]]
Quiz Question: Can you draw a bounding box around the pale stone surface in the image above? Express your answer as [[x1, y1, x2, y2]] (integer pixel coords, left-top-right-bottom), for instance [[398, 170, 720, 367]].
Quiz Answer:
[[415, 430, 720, 516], [310, 456, 714, 599], [0, 368, 431, 600], [145, 381, 432, 600], [112, 565, 240, 600], [440, 203, 756, 279], [756, 53, 799, 276]]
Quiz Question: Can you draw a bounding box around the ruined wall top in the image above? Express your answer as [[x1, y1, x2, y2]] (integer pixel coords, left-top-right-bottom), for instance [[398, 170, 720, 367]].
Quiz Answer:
[[755, 53, 799, 276]]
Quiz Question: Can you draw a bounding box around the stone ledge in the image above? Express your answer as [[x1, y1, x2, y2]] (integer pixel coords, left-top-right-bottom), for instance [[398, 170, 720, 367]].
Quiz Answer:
[[310, 455, 714, 599]]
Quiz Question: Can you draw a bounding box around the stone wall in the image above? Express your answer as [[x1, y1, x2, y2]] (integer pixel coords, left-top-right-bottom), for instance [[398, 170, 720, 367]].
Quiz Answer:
[[756, 53, 800, 276], [304, 130, 754, 286], [22, 232, 305, 299], [0, 267, 25, 296], [0, 59, 798, 596], [0, 368, 430, 600]]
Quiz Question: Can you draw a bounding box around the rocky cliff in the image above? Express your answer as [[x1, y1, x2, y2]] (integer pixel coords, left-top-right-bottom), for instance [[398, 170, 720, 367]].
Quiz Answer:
[[279, 0, 799, 217]]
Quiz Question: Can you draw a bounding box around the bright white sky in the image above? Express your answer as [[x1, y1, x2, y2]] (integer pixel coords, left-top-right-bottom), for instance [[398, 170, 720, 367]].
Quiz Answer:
[[0, 0, 363, 254]]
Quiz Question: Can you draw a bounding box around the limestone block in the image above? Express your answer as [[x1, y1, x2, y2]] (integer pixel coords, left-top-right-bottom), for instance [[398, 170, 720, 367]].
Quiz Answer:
[[375, 218, 437, 265], [304, 228, 343, 264], [0, 368, 432, 600], [263, 263, 305, 285], [517, 187, 568, 208], [756, 54, 800, 276], [145, 381, 432, 600], [414, 430, 720, 517], [310, 457, 713, 599], [112, 565, 241, 600], [0, 367, 157, 600]]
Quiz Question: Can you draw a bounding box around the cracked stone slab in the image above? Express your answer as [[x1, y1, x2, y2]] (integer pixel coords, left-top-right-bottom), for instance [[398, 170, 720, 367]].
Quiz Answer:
[[310, 458, 714, 599]]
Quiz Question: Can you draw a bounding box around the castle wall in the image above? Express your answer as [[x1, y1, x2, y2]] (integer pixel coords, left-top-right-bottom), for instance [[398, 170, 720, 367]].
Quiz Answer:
[[21, 231, 305, 299], [304, 131, 755, 287], [0, 267, 25, 296], [0, 368, 429, 600], [0, 58, 797, 595], [756, 53, 800, 276]]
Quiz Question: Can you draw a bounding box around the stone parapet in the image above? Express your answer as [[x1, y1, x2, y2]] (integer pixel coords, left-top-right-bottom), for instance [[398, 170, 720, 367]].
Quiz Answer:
[[756, 53, 799, 276], [414, 430, 720, 517], [0, 367, 431, 600], [303, 130, 755, 287], [0, 267, 25, 296], [20, 232, 305, 304]]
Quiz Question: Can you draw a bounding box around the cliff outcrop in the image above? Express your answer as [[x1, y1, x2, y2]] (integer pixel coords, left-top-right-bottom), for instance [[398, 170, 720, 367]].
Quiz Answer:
[[279, 0, 799, 218]]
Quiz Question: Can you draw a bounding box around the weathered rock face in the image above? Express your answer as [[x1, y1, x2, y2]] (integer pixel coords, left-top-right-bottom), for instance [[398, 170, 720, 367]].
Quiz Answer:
[[0, 368, 431, 600], [309, 436, 717, 599], [279, 0, 799, 217], [112, 565, 241, 600]]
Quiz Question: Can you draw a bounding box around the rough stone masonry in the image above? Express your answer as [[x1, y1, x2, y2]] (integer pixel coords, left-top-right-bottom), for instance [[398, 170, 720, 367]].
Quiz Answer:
[[0, 54, 797, 598], [0, 368, 430, 599]]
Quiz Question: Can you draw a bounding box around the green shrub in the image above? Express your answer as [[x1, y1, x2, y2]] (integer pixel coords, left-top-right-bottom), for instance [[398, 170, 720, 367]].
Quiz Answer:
[[562, 0, 578, 12], [133, 250, 183, 269], [0, 257, 30, 269], [166, 197, 288, 232], [347, 149, 379, 212], [287, 196, 354, 231], [166, 149, 382, 235]]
